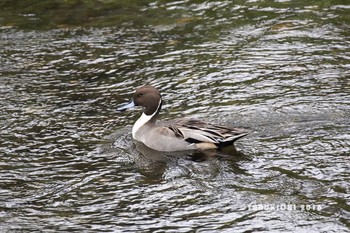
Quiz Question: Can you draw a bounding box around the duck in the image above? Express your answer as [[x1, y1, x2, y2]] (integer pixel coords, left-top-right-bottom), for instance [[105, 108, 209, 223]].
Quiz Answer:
[[117, 85, 248, 152]]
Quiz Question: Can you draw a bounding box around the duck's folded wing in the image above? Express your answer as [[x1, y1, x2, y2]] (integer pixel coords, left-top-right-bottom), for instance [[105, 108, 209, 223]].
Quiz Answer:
[[168, 120, 248, 145]]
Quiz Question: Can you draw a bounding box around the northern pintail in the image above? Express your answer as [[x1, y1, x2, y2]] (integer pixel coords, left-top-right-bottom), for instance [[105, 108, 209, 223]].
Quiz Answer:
[[117, 85, 248, 152]]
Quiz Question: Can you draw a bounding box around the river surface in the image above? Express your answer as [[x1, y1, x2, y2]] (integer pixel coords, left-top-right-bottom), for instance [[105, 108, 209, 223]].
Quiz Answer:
[[0, 0, 349, 232]]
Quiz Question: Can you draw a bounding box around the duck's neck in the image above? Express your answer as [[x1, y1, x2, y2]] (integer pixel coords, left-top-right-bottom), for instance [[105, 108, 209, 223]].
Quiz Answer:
[[132, 100, 162, 139]]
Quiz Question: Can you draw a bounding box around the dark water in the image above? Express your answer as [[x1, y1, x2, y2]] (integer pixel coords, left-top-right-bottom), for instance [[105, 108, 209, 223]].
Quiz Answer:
[[1, 0, 349, 232]]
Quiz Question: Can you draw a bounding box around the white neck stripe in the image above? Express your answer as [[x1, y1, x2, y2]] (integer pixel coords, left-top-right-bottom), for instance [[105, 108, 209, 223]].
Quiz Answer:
[[132, 100, 161, 139]]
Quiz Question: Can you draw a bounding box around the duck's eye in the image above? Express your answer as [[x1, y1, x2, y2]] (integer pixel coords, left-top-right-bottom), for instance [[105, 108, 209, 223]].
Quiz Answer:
[[137, 93, 144, 97]]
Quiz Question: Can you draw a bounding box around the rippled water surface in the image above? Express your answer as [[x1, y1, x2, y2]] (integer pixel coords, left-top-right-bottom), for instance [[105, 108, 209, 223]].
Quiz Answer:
[[1, 0, 349, 232]]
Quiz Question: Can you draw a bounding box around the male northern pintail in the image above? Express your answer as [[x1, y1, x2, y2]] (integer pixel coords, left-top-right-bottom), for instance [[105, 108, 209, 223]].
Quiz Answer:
[[117, 85, 248, 152]]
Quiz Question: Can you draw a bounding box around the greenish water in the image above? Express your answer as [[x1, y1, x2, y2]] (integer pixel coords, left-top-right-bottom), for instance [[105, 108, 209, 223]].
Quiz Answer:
[[0, 0, 349, 232]]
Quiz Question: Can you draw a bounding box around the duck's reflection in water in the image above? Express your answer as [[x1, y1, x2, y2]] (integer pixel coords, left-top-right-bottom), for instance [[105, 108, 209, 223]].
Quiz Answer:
[[130, 141, 251, 182]]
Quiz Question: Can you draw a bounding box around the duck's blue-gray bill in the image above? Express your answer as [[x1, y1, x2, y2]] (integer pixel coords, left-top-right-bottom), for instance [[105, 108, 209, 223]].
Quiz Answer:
[[117, 100, 135, 111]]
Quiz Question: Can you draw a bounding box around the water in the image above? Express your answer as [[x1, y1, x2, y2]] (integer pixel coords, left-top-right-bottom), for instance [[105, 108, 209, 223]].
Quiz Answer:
[[0, 0, 349, 232]]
